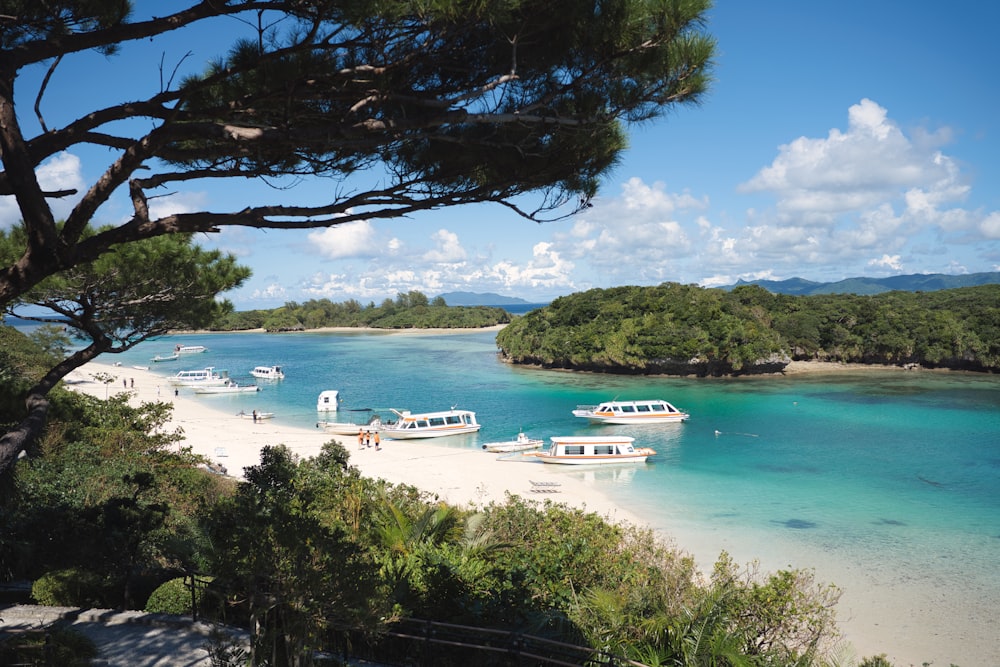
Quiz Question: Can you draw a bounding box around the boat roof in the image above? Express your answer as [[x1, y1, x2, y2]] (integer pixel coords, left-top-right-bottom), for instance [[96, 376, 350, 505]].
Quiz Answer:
[[550, 435, 635, 444], [391, 408, 476, 419]]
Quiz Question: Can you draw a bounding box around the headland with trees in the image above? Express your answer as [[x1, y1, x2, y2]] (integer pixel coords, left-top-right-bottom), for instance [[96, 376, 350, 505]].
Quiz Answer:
[[496, 282, 1000, 375]]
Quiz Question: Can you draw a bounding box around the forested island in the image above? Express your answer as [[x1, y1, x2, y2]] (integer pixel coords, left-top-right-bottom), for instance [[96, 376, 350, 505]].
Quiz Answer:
[[496, 282, 1000, 375], [210, 291, 511, 331]]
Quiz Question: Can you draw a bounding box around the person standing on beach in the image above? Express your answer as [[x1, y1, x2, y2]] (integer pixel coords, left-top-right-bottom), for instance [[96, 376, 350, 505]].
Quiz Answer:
[[374, 432, 381, 451], [357, 429, 364, 450]]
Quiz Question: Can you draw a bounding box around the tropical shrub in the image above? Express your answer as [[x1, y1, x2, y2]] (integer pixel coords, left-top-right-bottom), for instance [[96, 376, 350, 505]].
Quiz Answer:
[[145, 576, 204, 616], [31, 567, 109, 607]]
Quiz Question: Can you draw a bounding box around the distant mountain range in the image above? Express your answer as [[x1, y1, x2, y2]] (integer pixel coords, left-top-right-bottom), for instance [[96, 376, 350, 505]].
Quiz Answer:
[[437, 291, 534, 306], [727, 272, 1000, 296]]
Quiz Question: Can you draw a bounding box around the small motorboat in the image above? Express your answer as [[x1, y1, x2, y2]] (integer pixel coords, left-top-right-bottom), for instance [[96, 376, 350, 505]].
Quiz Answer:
[[193, 381, 260, 394], [251, 365, 285, 380], [237, 410, 274, 420], [175, 344, 207, 354], [317, 416, 382, 435], [152, 353, 179, 362], [481, 432, 544, 453]]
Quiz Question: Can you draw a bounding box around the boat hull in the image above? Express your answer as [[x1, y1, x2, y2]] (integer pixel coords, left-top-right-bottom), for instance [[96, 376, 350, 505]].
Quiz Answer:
[[319, 421, 380, 435], [238, 411, 274, 420], [483, 440, 544, 453], [381, 425, 481, 439], [482, 434, 544, 453], [152, 354, 179, 362], [573, 413, 688, 425], [193, 385, 259, 394], [535, 454, 650, 465]]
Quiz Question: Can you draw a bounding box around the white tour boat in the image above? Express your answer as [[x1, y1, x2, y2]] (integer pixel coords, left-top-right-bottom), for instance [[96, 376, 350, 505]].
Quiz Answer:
[[192, 381, 260, 394], [572, 399, 689, 424], [317, 390, 341, 412], [167, 367, 229, 386], [251, 365, 285, 380], [380, 408, 481, 439], [481, 432, 545, 453], [175, 344, 207, 354], [525, 436, 656, 465]]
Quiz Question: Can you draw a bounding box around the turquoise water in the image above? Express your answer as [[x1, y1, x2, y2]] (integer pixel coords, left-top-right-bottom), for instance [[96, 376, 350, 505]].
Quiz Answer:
[[111, 329, 1000, 659]]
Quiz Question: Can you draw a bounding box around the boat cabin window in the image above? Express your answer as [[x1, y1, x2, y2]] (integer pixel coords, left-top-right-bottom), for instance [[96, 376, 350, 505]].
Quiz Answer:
[[594, 445, 614, 455], [620, 405, 636, 413], [429, 417, 446, 427], [564, 446, 585, 455], [445, 415, 462, 425], [636, 405, 650, 412]]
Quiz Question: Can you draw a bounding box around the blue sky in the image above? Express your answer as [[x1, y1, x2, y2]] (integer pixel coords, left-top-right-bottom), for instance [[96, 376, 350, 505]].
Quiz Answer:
[[4, 1, 999, 308]]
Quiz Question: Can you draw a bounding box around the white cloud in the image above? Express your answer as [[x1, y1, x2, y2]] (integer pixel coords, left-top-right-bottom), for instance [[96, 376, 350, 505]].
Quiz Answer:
[[725, 99, 1000, 277], [422, 229, 467, 263], [550, 177, 704, 283], [739, 99, 960, 225], [147, 191, 208, 219], [0, 152, 85, 228], [307, 220, 380, 259], [868, 254, 903, 271], [251, 282, 288, 301], [980, 212, 1000, 239]]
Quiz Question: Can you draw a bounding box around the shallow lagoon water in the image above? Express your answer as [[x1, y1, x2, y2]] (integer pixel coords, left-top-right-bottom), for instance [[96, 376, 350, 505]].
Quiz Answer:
[[112, 329, 999, 663]]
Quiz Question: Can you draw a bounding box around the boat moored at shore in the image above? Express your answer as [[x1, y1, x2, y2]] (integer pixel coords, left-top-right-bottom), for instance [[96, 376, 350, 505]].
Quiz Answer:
[[380, 408, 481, 439], [318, 415, 382, 435], [481, 432, 544, 453], [572, 399, 689, 424], [237, 410, 274, 420], [192, 381, 260, 394], [525, 436, 655, 465]]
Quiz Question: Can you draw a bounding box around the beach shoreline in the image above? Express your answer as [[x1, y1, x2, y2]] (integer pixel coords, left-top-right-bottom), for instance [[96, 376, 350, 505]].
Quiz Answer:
[[61, 359, 997, 667], [64, 359, 642, 527]]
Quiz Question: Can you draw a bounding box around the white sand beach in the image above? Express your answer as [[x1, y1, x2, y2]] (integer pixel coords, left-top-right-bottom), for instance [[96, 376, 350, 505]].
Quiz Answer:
[[62, 360, 997, 667], [64, 361, 642, 526]]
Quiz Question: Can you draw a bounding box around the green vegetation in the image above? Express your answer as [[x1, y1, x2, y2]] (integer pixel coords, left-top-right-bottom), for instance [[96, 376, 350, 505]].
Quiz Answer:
[[496, 283, 1000, 375], [210, 291, 511, 331], [0, 325, 910, 666], [0, 626, 97, 666]]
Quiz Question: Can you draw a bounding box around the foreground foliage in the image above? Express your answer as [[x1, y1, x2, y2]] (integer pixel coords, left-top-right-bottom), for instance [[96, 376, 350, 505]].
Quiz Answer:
[[496, 282, 1000, 374]]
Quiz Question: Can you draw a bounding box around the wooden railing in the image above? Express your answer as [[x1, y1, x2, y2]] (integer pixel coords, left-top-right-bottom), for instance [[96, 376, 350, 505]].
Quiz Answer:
[[349, 618, 650, 667]]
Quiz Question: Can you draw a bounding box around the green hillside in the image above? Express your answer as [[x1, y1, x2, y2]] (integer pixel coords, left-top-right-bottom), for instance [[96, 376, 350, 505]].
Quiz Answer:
[[496, 282, 1000, 375]]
